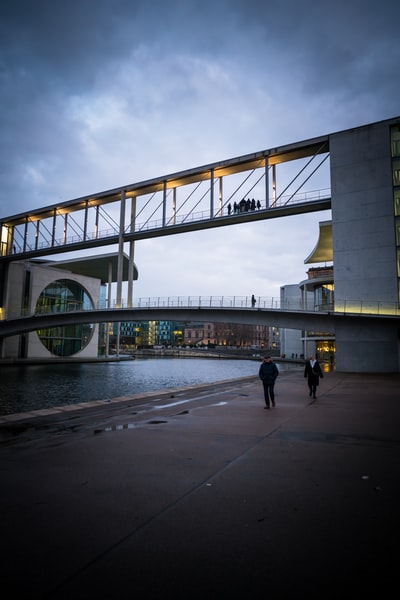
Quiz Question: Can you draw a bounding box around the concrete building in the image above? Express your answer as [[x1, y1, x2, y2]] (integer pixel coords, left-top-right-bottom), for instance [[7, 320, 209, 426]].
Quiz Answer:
[[0, 253, 137, 360], [280, 117, 400, 371], [330, 120, 399, 371]]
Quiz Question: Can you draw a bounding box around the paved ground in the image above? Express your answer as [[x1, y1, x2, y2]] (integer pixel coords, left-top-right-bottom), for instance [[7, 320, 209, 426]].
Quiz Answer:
[[1, 369, 399, 599]]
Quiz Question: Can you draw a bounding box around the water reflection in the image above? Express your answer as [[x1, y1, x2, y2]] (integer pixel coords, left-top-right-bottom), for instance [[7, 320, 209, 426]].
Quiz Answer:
[[0, 358, 302, 416]]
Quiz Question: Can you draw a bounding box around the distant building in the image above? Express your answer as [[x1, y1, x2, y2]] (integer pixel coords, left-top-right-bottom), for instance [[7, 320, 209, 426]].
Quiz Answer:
[[184, 322, 217, 346], [113, 319, 186, 348]]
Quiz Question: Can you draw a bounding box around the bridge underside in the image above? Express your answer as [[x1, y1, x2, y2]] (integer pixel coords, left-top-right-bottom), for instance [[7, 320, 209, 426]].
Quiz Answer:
[[1, 308, 399, 373]]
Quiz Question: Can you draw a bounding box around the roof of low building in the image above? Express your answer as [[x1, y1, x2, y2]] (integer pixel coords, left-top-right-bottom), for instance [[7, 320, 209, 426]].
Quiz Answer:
[[42, 252, 138, 283]]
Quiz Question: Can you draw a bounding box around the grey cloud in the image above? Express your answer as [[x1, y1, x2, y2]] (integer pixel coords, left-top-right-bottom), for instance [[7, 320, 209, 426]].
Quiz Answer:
[[1, 0, 399, 215]]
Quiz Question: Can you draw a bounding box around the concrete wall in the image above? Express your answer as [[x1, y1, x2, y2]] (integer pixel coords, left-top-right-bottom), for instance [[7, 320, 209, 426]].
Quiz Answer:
[[330, 120, 399, 371], [334, 320, 399, 373], [2, 261, 25, 356]]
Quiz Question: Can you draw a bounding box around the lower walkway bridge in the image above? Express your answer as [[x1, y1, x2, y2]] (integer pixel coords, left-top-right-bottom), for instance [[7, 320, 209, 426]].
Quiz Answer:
[[0, 295, 399, 338]]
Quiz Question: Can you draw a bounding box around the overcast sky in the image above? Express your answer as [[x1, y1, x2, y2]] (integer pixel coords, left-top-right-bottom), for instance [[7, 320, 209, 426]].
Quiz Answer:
[[1, 0, 399, 302]]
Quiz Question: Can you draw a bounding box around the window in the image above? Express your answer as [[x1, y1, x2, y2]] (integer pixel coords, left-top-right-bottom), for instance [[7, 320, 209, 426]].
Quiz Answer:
[[394, 189, 400, 216], [391, 126, 400, 157], [392, 159, 400, 186], [314, 284, 334, 311], [396, 218, 400, 246], [35, 279, 94, 356]]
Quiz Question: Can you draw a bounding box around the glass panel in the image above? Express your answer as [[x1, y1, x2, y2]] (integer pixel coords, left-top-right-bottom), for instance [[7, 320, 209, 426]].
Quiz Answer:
[[394, 190, 400, 216], [35, 279, 94, 356], [396, 218, 400, 245], [393, 159, 400, 186], [391, 126, 400, 157], [314, 284, 334, 311], [397, 249, 400, 277]]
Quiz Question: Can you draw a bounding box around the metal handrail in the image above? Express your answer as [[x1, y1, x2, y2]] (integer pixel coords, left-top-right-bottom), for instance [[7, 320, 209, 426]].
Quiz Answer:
[[5, 295, 399, 319]]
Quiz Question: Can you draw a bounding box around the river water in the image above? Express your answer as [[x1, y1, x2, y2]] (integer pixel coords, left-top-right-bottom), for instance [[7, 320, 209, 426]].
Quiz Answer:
[[0, 357, 301, 417]]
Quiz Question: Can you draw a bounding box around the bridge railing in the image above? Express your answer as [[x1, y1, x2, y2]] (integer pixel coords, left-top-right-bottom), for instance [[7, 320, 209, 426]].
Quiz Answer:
[[3, 296, 400, 320], [132, 296, 282, 309], [109, 296, 399, 315]]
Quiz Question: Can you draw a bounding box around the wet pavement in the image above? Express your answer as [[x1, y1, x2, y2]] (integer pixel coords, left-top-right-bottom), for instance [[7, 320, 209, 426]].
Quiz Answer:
[[1, 369, 399, 598]]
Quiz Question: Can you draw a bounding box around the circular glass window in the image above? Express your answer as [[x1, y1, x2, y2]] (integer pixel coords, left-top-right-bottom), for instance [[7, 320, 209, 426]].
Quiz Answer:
[[35, 279, 94, 356]]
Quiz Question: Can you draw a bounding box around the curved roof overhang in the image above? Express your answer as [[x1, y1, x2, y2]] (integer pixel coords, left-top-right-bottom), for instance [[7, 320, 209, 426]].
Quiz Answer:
[[304, 220, 333, 264]]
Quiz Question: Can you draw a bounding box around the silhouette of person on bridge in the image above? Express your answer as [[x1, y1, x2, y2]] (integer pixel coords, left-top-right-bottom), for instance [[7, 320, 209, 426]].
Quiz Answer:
[[251, 294, 256, 308]]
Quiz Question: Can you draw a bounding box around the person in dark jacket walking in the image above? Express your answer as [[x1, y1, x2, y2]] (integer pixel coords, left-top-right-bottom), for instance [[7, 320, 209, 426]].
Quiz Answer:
[[304, 355, 323, 398], [259, 356, 279, 409]]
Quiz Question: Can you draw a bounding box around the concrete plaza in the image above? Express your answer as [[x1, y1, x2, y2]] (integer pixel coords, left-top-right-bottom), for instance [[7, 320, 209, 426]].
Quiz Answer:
[[1, 368, 399, 598]]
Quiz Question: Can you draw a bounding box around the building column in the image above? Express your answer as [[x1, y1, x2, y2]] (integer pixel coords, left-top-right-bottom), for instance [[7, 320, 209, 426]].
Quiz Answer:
[[265, 156, 269, 208], [127, 195, 136, 308], [105, 259, 112, 357], [210, 168, 214, 217], [116, 190, 125, 308]]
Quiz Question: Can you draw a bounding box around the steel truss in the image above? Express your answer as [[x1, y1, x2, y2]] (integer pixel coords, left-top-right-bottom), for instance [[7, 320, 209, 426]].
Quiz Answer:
[[1, 134, 331, 306]]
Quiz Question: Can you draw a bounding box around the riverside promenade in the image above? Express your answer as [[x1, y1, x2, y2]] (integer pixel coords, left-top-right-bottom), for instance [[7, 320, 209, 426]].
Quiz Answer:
[[1, 369, 399, 598]]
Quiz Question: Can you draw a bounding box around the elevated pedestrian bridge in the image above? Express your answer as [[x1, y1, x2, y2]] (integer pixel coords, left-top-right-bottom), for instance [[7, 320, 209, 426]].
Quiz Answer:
[[0, 296, 398, 338], [0, 134, 331, 262]]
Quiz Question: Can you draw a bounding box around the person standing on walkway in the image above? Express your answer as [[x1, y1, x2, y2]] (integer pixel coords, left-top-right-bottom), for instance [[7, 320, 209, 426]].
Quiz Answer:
[[259, 356, 279, 409], [251, 294, 257, 308], [304, 354, 323, 398]]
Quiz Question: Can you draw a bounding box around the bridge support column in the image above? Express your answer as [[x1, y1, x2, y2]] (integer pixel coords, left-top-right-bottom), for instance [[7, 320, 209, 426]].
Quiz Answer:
[[115, 190, 126, 358], [210, 168, 214, 217], [127, 195, 136, 308], [105, 259, 112, 357], [335, 319, 400, 373], [272, 164, 276, 207], [219, 176, 223, 216], [162, 181, 167, 226], [116, 190, 125, 308]]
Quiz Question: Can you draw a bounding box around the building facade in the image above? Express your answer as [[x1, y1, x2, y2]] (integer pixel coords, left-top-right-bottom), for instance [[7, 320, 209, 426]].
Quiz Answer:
[[330, 120, 399, 371], [1, 260, 101, 359], [280, 264, 335, 362], [0, 253, 137, 360], [280, 117, 400, 370]]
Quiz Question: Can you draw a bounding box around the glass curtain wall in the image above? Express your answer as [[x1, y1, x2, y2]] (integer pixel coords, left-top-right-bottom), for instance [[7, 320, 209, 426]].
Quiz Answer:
[[35, 279, 94, 356]]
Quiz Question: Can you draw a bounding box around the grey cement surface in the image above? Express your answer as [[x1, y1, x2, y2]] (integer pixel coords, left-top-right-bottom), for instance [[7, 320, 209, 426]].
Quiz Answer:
[[1, 369, 399, 599]]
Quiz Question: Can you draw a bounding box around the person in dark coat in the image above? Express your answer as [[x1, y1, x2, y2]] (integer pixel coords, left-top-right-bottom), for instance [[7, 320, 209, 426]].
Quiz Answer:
[[304, 354, 323, 398], [259, 356, 279, 409]]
